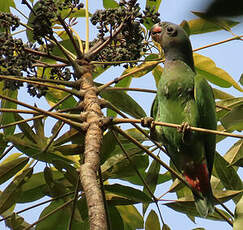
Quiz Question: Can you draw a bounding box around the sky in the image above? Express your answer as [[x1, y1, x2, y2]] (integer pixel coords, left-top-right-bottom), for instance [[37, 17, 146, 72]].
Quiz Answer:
[[1, 0, 243, 229]]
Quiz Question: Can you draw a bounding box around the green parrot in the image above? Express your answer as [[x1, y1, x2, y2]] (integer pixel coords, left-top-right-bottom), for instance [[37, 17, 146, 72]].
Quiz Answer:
[[150, 22, 217, 217]]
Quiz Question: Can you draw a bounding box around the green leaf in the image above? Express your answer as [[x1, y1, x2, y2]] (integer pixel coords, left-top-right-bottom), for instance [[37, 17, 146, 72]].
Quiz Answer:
[[213, 88, 234, 100], [14, 113, 37, 143], [143, 159, 160, 214], [117, 205, 143, 229], [17, 171, 64, 203], [152, 65, 163, 88], [188, 17, 238, 34], [52, 160, 78, 187], [7, 133, 74, 164], [54, 144, 84, 155], [0, 157, 29, 185], [103, 0, 119, 9], [224, 140, 243, 167], [163, 224, 171, 230], [233, 195, 243, 230], [100, 89, 146, 118], [101, 145, 149, 180], [105, 184, 152, 204], [146, 0, 162, 11], [240, 74, 243, 86], [33, 116, 45, 140], [0, 133, 7, 155], [53, 128, 82, 146], [164, 199, 231, 220], [0, 168, 33, 214], [0, 87, 17, 136], [108, 205, 124, 230], [122, 54, 159, 79], [36, 199, 83, 230], [0, 0, 15, 12], [194, 53, 243, 92], [216, 97, 243, 121], [145, 210, 160, 230], [214, 152, 242, 201], [221, 104, 243, 131]]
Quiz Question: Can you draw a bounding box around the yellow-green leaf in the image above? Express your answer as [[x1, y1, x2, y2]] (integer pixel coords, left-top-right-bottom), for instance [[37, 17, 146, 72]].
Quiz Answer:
[[145, 210, 160, 230], [0, 0, 15, 12], [189, 12, 238, 34], [0, 157, 29, 185], [194, 53, 243, 92], [234, 195, 243, 230]]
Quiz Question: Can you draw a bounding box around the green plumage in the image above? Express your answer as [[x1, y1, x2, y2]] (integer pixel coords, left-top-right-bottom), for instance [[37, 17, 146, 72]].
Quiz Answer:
[[150, 22, 217, 217]]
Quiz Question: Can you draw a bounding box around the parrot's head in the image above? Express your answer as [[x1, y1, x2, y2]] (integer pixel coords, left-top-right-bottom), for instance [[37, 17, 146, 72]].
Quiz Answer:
[[150, 21, 194, 71], [150, 22, 191, 54]]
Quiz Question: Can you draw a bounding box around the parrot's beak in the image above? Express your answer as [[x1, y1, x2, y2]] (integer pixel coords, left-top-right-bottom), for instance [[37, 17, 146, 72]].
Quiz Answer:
[[150, 24, 162, 43]]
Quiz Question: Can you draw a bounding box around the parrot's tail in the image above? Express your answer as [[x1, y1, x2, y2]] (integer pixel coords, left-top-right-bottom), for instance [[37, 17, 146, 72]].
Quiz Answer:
[[183, 163, 215, 217], [194, 192, 215, 217]]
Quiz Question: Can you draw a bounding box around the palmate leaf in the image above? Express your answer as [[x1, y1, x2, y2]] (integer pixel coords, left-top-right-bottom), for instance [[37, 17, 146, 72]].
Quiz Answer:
[[143, 159, 160, 214], [103, 0, 119, 9], [187, 15, 238, 35], [234, 195, 243, 230], [100, 87, 146, 119], [0, 168, 33, 215], [194, 53, 243, 92], [0, 0, 15, 12], [145, 210, 160, 230], [0, 85, 17, 136], [105, 184, 152, 205], [0, 157, 29, 185], [16, 171, 64, 203], [221, 104, 243, 131], [116, 205, 144, 229], [36, 199, 83, 230], [224, 139, 243, 167], [214, 152, 243, 198]]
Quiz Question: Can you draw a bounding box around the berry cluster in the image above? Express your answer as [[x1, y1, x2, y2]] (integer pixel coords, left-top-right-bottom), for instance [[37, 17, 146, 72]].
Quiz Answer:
[[90, 0, 161, 67], [50, 67, 72, 81], [142, 6, 161, 24], [0, 32, 39, 90], [0, 12, 20, 31], [91, 0, 144, 67]]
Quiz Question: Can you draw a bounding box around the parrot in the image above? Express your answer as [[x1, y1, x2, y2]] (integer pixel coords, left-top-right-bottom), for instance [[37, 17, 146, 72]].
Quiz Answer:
[[149, 22, 217, 217]]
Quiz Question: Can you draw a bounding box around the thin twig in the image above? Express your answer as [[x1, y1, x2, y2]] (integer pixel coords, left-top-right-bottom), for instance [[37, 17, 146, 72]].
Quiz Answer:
[[0, 94, 83, 130], [68, 177, 80, 230], [215, 208, 233, 226], [112, 118, 243, 139], [57, 15, 83, 59], [0, 75, 80, 97], [23, 198, 75, 230], [0, 192, 74, 223]]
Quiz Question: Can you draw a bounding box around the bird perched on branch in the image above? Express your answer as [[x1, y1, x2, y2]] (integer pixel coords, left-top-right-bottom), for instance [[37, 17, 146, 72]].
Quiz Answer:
[[150, 22, 217, 217]]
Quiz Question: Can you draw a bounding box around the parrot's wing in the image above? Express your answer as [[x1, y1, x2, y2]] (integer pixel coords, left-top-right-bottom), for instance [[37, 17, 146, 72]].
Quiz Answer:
[[194, 74, 217, 175]]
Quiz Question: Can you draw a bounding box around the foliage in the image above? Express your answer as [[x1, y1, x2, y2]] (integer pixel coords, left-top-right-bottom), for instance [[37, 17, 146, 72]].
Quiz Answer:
[[0, 0, 242, 229]]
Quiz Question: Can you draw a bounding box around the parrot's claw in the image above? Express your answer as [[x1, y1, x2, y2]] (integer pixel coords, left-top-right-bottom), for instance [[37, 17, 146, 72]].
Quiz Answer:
[[177, 122, 191, 134], [141, 117, 154, 129]]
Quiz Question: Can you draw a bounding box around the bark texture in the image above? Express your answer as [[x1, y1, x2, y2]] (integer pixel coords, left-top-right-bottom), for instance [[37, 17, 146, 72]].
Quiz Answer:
[[79, 71, 107, 230]]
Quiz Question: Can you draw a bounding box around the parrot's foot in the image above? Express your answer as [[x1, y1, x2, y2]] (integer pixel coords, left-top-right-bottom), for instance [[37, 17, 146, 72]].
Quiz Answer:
[[177, 122, 191, 134], [141, 117, 154, 128]]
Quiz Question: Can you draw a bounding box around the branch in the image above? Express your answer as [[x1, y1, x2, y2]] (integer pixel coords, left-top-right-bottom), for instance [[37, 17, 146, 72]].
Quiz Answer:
[[0, 94, 84, 130], [98, 60, 160, 92], [112, 118, 243, 139], [57, 15, 83, 59], [78, 71, 107, 230], [0, 75, 80, 97]]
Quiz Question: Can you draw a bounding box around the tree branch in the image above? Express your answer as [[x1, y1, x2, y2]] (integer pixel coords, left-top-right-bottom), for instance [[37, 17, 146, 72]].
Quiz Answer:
[[112, 118, 243, 139], [79, 70, 107, 230]]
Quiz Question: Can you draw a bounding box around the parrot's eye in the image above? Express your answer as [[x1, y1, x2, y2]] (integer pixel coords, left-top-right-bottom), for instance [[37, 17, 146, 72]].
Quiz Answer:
[[166, 26, 177, 36]]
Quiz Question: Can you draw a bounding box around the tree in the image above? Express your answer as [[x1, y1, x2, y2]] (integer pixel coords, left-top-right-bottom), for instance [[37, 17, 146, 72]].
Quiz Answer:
[[0, 0, 242, 229]]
